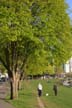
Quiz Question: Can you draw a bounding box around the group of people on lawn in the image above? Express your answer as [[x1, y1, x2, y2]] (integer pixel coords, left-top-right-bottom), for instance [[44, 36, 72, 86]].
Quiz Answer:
[[37, 82, 58, 97]]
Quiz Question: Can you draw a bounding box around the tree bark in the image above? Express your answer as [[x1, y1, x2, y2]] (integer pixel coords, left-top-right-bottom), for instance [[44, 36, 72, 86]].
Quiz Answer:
[[18, 80, 23, 90], [10, 73, 19, 99]]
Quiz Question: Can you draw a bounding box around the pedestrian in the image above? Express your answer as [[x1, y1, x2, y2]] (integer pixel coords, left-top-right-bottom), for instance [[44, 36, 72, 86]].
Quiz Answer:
[[37, 83, 43, 97], [53, 84, 58, 96]]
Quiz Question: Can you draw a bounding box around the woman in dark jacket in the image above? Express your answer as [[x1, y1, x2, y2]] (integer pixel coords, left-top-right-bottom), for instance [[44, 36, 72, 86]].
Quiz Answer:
[[53, 84, 58, 96]]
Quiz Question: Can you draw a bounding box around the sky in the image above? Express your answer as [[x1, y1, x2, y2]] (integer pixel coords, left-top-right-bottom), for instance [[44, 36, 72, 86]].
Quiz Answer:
[[66, 0, 72, 19]]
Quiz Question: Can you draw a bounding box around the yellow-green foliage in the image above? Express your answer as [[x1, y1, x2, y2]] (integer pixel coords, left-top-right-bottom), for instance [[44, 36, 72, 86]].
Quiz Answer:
[[0, 0, 72, 76]]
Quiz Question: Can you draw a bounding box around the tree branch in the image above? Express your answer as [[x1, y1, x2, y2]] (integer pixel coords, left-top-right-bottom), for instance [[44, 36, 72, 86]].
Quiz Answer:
[[0, 56, 12, 77]]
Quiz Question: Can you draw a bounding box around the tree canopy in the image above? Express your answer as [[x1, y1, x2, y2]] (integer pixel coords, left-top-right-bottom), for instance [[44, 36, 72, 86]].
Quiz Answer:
[[0, 0, 72, 75]]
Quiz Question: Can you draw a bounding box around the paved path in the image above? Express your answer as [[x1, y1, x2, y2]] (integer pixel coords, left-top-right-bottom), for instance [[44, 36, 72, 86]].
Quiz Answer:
[[0, 99, 14, 108], [0, 82, 14, 108], [37, 97, 45, 108]]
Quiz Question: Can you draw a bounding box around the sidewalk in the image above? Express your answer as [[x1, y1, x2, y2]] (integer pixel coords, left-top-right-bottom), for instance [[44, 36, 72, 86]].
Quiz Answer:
[[0, 99, 14, 108], [0, 82, 14, 108], [37, 97, 45, 108]]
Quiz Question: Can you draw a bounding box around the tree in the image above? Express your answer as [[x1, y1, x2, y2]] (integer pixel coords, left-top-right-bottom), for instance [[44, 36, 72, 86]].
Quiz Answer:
[[0, 0, 36, 99], [0, 0, 47, 99], [31, 0, 72, 63], [0, 0, 72, 100]]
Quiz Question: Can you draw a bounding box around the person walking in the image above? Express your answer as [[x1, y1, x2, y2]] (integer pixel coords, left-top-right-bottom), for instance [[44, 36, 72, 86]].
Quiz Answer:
[[53, 84, 58, 96], [37, 83, 43, 97]]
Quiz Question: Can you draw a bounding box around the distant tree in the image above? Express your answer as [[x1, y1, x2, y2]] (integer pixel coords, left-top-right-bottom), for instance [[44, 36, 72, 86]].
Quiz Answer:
[[0, 64, 6, 74], [31, 0, 72, 64]]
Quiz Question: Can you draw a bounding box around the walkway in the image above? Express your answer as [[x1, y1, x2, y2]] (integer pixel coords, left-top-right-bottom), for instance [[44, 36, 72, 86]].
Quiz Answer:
[[0, 82, 14, 108], [37, 96, 45, 108]]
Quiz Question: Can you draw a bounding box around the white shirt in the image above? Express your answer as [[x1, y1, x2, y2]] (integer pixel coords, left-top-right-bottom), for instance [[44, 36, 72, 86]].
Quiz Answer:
[[38, 83, 42, 90]]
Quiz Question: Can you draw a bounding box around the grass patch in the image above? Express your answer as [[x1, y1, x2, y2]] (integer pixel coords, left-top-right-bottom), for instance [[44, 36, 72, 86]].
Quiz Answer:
[[7, 79, 72, 108]]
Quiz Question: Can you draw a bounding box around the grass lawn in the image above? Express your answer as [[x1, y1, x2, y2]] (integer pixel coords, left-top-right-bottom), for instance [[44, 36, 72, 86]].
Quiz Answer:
[[7, 79, 72, 108]]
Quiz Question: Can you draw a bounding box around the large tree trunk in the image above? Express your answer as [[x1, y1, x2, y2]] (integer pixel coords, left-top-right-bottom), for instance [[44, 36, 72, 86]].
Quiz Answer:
[[18, 80, 23, 90], [10, 73, 19, 99]]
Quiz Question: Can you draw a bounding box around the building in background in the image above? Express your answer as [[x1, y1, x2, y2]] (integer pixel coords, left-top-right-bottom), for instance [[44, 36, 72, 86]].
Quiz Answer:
[[64, 57, 72, 73]]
